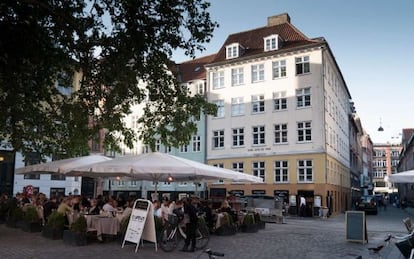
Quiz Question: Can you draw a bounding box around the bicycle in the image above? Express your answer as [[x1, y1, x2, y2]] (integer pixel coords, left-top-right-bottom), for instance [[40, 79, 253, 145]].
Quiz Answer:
[[158, 213, 210, 252], [196, 248, 224, 259], [367, 231, 414, 259]]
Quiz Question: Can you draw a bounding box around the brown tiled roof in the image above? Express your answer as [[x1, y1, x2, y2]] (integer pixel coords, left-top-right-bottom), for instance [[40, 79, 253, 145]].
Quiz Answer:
[[177, 54, 217, 82], [210, 22, 321, 65]]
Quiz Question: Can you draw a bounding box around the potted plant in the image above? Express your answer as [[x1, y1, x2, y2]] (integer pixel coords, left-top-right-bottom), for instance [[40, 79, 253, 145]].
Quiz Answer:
[[63, 215, 88, 246], [42, 211, 65, 239], [22, 206, 42, 232], [240, 213, 258, 233], [254, 212, 265, 229], [6, 206, 23, 228], [215, 212, 237, 236]]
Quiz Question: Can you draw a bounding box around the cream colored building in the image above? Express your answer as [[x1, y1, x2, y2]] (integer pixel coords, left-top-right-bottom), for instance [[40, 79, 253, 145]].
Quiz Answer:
[[205, 13, 353, 216]]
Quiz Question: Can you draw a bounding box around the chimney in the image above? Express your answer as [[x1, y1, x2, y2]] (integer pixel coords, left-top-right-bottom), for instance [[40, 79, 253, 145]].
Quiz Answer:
[[267, 13, 291, 26]]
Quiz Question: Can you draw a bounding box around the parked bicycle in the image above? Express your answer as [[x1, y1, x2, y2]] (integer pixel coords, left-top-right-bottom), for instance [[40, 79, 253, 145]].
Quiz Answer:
[[367, 231, 414, 259], [196, 248, 224, 259], [159, 213, 210, 252]]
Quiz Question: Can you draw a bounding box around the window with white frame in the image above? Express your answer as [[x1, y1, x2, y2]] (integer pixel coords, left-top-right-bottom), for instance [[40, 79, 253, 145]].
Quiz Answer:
[[297, 121, 312, 142], [213, 163, 224, 183], [231, 67, 244, 86], [296, 87, 311, 108], [272, 60, 286, 79], [295, 56, 310, 75], [131, 115, 139, 129], [164, 145, 172, 153], [274, 123, 288, 144], [213, 130, 224, 149], [298, 159, 313, 182], [252, 161, 266, 181], [232, 128, 245, 147], [131, 180, 137, 186], [273, 91, 287, 111], [264, 35, 279, 51], [226, 43, 239, 59], [252, 94, 265, 113], [180, 144, 189, 153], [232, 162, 244, 173], [192, 135, 201, 152], [212, 70, 224, 89], [197, 81, 205, 95], [251, 64, 265, 83], [274, 160, 288, 183], [213, 99, 225, 118], [231, 97, 245, 116], [253, 126, 265, 145]]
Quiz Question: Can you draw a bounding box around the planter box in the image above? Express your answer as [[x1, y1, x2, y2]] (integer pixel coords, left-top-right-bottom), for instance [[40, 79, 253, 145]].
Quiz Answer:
[[215, 224, 237, 236], [240, 224, 258, 233], [63, 230, 87, 246], [42, 225, 64, 240], [257, 221, 266, 229], [22, 222, 43, 233]]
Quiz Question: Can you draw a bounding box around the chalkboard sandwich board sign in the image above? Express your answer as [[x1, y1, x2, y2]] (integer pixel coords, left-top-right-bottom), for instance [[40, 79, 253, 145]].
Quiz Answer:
[[346, 211, 367, 243]]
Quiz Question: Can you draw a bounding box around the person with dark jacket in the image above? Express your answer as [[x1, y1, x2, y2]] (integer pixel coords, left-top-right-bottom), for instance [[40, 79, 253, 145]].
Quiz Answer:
[[181, 197, 198, 252]]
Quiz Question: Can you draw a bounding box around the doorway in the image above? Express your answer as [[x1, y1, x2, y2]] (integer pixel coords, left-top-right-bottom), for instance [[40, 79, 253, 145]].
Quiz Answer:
[[297, 190, 314, 217]]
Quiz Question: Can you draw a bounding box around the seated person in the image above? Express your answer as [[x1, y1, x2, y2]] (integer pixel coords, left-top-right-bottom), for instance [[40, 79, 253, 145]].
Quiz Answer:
[[88, 199, 100, 215], [215, 200, 234, 229], [102, 196, 116, 216]]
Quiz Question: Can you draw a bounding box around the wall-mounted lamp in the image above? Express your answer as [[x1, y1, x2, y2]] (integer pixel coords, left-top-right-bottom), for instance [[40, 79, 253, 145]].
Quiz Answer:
[[167, 175, 174, 182], [0, 156, 4, 162]]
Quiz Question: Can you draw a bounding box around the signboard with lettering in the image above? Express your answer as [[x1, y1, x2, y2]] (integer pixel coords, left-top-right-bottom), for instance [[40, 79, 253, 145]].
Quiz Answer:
[[122, 199, 157, 252]]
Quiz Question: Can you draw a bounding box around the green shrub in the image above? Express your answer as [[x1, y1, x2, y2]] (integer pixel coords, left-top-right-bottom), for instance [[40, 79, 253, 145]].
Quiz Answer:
[[24, 206, 40, 223], [47, 211, 65, 229], [70, 216, 87, 233], [10, 207, 23, 220], [222, 212, 234, 226], [243, 213, 255, 225]]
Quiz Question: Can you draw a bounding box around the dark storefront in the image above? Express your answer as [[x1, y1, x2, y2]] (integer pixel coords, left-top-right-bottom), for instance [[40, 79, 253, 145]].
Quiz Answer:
[[0, 151, 15, 196]]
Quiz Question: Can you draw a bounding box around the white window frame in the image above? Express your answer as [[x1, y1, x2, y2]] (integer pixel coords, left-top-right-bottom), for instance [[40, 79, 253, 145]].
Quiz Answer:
[[192, 135, 201, 152], [273, 91, 287, 111], [226, 43, 239, 59], [213, 99, 225, 118], [297, 121, 312, 142], [274, 123, 288, 144], [231, 67, 244, 86], [231, 97, 245, 116], [295, 55, 310, 75], [212, 130, 225, 149], [272, 60, 287, 79], [251, 64, 265, 83], [232, 127, 245, 147], [298, 159, 313, 183], [180, 144, 189, 153], [252, 161, 266, 181], [252, 94, 265, 113], [197, 81, 205, 95], [296, 87, 311, 108], [212, 70, 224, 89], [274, 160, 288, 183], [252, 125, 265, 145], [232, 162, 244, 173]]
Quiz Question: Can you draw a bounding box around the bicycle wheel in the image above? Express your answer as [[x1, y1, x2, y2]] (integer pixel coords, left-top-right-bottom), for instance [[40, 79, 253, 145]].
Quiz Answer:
[[195, 223, 210, 250], [159, 225, 179, 252]]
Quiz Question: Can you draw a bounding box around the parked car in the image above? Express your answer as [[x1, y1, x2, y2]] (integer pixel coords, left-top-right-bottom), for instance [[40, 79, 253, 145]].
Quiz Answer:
[[356, 195, 378, 215]]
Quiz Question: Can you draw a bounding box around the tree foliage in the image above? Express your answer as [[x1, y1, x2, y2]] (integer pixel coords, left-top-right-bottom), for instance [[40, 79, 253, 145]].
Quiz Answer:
[[0, 0, 218, 159]]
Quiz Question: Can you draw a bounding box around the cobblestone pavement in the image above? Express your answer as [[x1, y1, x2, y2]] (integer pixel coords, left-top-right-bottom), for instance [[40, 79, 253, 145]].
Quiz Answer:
[[0, 206, 411, 259]]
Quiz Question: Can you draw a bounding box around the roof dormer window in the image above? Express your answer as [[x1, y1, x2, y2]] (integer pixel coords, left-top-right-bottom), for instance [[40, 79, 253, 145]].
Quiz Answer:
[[226, 43, 243, 59], [264, 34, 282, 51]]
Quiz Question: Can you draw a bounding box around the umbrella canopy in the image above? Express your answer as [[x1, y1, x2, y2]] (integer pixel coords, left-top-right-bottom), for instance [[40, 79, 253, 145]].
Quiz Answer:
[[389, 170, 414, 183], [15, 154, 113, 175], [67, 152, 263, 183]]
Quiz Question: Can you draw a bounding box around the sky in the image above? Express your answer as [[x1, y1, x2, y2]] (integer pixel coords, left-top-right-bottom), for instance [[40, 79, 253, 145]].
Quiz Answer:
[[172, 0, 414, 144]]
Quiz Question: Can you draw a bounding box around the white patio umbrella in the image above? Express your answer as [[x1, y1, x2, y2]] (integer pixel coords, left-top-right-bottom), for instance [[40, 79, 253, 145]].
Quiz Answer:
[[15, 154, 113, 175], [389, 170, 414, 183], [67, 152, 263, 194]]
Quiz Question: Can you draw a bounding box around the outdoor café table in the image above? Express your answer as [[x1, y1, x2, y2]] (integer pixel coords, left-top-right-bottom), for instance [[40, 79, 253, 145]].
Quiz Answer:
[[85, 214, 120, 241]]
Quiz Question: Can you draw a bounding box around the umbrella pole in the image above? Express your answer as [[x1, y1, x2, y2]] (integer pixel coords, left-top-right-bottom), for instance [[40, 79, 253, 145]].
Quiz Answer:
[[154, 181, 158, 201]]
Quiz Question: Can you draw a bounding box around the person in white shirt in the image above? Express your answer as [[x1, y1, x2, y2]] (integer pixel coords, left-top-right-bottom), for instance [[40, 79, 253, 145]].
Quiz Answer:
[[299, 196, 306, 217]]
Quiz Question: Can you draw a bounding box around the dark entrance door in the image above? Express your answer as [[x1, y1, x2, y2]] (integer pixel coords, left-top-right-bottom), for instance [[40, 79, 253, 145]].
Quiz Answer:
[[297, 190, 314, 217], [0, 151, 15, 196], [81, 177, 95, 199]]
